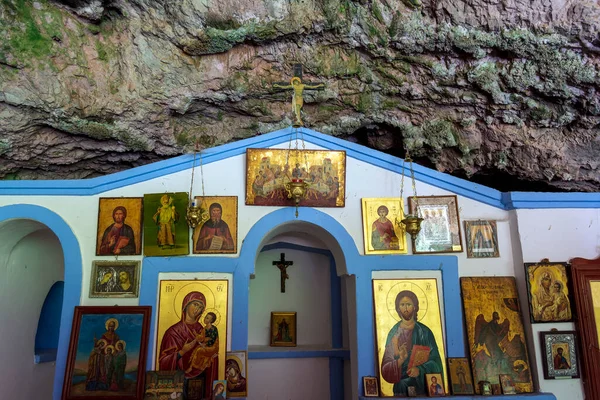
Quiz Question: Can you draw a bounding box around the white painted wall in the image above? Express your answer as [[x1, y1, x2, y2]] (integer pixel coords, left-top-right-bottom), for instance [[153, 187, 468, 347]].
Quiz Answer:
[[0, 227, 64, 400], [515, 208, 600, 400]]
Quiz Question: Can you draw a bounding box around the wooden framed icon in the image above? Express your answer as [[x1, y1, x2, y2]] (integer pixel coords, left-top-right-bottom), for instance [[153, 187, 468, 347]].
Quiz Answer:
[[225, 351, 248, 397], [61, 306, 151, 400], [361, 198, 408, 255], [192, 196, 238, 254], [426, 373, 446, 396], [143, 192, 189, 256], [525, 260, 573, 323], [464, 220, 499, 258], [270, 312, 297, 347], [408, 195, 462, 254], [89, 260, 140, 298], [447, 357, 474, 395], [96, 197, 143, 256], [363, 376, 379, 397], [499, 374, 517, 394], [540, 330, 580, 379]]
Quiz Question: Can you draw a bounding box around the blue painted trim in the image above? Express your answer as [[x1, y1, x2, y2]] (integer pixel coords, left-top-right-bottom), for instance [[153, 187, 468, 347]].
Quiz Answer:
[[34, 349, 58, 364], [0, 127, 596, 210], [248, 349, 350, 359], [35, 281, 64, 359], [329, 357, 344, 400], [359, 395, 556, 400], [0, 204, 82, 400]]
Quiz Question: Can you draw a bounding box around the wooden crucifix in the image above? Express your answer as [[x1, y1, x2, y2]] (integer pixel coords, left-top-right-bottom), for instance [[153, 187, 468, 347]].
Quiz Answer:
[[272, 63, 325, 128], [273, 252, 293, 293]]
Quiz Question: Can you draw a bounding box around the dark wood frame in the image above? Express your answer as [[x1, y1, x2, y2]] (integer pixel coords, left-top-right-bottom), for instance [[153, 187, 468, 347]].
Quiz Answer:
[[408, 195, 463, 254], [524, 261, 575, 323], [447, 357, 474, 395], [96, 197, 143, 256], [571, 257, 600, 399], [362, 376, 379, 397], [62, 306, 151, 400], [539, 330, 581, 379]]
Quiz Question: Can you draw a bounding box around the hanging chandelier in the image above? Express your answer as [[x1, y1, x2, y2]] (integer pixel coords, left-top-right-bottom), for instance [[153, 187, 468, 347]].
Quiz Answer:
[[284, 128, 309, 218], [186, 141, 209, 229], [400, 150, 424, 240]]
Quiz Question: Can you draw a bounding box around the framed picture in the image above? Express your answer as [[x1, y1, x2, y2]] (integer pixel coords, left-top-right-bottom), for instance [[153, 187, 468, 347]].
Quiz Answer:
[[447, 357, 474, 395], [460, 277, 533, 393], [155, 280, 229, 400], [373, 279, 448, 396], [61, 306, 151, 400], [143, 371, 184, 399], [96, 197, 143, 256], [90, 260, 140, 298], [525, 260, 573, 323], [407, 386, 417, 397], [363, 376, 379, 397], [245, 148, 346, 207], [426, 373, 446, 396], [361, 198, 408, 255], [192, 196, 238, 254], [478, 381, 492, 395], [143, 192, 189, 256], [270, 312, 297, 347], [464, 220, 499, 258], [499, 374, 517, 394], [540, 330, 580, 379], [211, 380, 227, 400], [225, 351, 248, 397], [408, 195, 462, 254]]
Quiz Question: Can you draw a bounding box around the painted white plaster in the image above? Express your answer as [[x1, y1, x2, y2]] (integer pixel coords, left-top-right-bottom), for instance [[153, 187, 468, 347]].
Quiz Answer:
[[247, 358, 330, 400], [0, 228, 63, 400]]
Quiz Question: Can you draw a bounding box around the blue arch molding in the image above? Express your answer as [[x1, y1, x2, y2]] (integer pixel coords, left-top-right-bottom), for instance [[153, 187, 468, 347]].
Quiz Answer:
[[35, 281, 65, 363], [0, 204, 82, 400], [0, 127, 597, 210]]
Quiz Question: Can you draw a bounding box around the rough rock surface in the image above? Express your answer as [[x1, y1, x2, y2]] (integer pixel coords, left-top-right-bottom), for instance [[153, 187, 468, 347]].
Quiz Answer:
[[1, 0, 599, 191]]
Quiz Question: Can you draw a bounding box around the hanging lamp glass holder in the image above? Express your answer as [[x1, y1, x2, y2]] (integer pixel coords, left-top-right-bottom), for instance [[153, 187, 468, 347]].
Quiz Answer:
[[186, 142, 209, 229], [399, 151, 423, 240]]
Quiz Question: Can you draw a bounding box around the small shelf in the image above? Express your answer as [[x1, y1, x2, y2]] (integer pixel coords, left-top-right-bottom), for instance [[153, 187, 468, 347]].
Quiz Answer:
[[248, 345, 349, 360]]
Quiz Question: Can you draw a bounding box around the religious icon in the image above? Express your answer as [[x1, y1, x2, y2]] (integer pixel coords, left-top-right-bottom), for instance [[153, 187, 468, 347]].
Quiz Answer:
[[225, 351, 248, 397], [540, 330, 580, 379], [447, 357, 474, 395], [61, 306, 151, 400], [426, 373, 446, 396], [361, 198, 408, 255], [460, 277, 534, 393], [143, 371, 185, 399], [96, 197, 143, 256], [245, 148, 346, 208], [372, 279, 448, 396], [464, 220, 499, 258], [478, 381, 492, 395], [192, 196, 238, 254], [499, 374, 517, 394], [89, 260, 140, 298], [143, 192, 189, 256], [363, 376, 379, 397], [407, 386, 417, 397], [525, 260, 573, 323], [270, 312, 297, 347], [211, 380, 227, 400], [408, 195, 462, 254], [156, 280, 229, 400]]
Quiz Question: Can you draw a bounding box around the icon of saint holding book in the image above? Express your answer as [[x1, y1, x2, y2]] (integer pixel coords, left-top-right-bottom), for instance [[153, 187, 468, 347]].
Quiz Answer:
[[381, 290, 443, 395]]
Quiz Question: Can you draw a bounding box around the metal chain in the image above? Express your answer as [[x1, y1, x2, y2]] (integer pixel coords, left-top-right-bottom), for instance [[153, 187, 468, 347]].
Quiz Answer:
[[189, 142, 198, 204], [406, 150, 420, 215], [300, 129, 309, 170]]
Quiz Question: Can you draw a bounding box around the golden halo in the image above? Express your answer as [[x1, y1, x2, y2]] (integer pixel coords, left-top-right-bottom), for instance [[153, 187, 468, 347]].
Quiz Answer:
[[116, 340, 126, 350], [202, 308, 222, 326], [386, 281, 430, 322], [97, 339, 107, 348], [173, 283, 216, 321], [226, 355, 244, 374], [105, 345, 115, 354], [105, 318, 119, 331], [291, 77, 301, 85]]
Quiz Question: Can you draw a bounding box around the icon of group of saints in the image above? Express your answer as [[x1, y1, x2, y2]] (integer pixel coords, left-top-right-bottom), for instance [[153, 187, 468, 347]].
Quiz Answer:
[[85, 318, 128, 392]]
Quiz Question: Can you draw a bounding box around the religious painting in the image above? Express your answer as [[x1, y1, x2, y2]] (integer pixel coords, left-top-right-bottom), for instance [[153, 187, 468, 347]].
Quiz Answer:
[[478, 381, 492, 395], [460, 277, 533, 394], [525, 260, 573, 323], [426, 373, 446, 396], [499, 374, 516, 394], [408, 195, 462, 254], [363, 376, 379, 397], [464, 220, 499, 258], [407, 386, 417, 397], [96, 197, 143, 256], [89, 260, 140, 298], [540, 330, 580, 379], [245, 148, 346, 207], [361, 198, 408, 255], [270, 312, 297, 347], [211, 380, 227, 400], [156, 280, 229, 400], [192, 196, 238, 254], [447, 357, 474, 395], [373, 279, 448, 397], [225, 351, 248, 397], [143, 192, 189, 256], [143, 371, 184, 399], [61, 306, 151, 400]]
